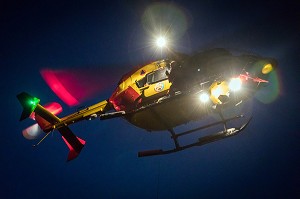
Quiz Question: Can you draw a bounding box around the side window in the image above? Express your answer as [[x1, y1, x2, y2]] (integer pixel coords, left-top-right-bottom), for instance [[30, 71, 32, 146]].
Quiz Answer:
[[136, 68, 168, 88], [146, 68, 167, 84], [136, 77, 146, 88], [146, 73, 155, 84]]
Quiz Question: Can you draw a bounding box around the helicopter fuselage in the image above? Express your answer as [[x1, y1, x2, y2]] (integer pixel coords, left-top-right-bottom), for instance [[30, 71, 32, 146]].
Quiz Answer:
[[108, 49, 275, 131]]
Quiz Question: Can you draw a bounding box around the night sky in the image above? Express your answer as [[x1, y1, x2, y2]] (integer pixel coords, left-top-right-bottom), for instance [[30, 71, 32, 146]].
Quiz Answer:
[[1, 0, 299, 198]]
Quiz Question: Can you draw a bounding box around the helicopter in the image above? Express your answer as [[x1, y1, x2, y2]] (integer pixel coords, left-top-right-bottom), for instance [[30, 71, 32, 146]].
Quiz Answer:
[[17, 47, 276, 161]]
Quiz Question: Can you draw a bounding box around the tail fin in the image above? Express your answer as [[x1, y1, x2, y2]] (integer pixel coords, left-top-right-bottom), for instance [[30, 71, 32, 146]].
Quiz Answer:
[[17, 92, 40, 121], [17, 92, 86, 161]]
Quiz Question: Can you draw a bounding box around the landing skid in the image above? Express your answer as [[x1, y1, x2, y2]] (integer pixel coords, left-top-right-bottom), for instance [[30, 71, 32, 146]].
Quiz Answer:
[[138, 114, 252, 157]]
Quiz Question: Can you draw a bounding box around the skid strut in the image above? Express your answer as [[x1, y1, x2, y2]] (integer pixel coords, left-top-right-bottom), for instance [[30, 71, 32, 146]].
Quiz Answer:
[[138, 114, 252, 157]]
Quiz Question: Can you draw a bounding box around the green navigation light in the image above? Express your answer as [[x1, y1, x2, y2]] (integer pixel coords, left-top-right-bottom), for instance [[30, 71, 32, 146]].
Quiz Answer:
[[28, 97, 40, 111], [17, 92, 41, 121]]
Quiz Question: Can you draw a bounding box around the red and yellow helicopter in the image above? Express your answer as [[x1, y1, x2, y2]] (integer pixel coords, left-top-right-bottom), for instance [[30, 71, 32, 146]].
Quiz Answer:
[[17, 46, 276, 161]]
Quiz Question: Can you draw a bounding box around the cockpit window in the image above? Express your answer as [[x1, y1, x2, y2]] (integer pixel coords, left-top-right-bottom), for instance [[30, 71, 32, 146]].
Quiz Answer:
[[146, 68, 168, 84], [136, 68, 168, 88]]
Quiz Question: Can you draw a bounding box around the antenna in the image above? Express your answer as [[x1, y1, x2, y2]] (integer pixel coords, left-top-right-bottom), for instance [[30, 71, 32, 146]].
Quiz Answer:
[[32, 132, 52, 147]]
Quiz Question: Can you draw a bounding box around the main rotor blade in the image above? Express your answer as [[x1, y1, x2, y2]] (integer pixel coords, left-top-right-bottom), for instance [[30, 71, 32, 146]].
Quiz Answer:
[[40, 67, 125, 106]]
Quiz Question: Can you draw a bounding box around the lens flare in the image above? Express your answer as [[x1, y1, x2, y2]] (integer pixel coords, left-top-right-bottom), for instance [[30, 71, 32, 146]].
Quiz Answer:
[[255, 70, 281, 104], [199, 92, 209, 103], [142, 2, 189, 46]]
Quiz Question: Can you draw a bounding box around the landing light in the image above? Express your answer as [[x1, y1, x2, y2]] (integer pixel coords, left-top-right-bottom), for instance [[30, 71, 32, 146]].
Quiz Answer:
[[156, 36, 167, 48], [211, 86, 222, 97], [199, 92, 209, 103], [229, 78, 242, 91], [262, 63, 273, 74]]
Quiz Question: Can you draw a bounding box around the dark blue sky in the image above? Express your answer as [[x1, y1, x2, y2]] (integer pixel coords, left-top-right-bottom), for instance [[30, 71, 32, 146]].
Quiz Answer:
[[1, 0, 299, 198]]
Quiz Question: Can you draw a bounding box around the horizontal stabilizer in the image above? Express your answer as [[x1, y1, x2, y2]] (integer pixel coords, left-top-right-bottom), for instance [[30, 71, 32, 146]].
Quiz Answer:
[[59, 126, 86, 161]]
